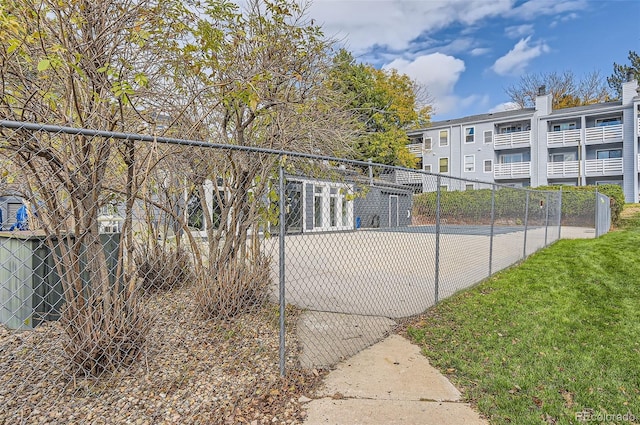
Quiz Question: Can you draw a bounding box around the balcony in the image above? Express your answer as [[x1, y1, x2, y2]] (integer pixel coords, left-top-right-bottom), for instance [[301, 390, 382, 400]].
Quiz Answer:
[[547, 161, 580, 177], [494, 131, 531, 149], [407, 143, 423, 156], [584, 158, 623, 176], [547, 129, 581, 147], [584, 124, 623, 145], [394, 170, 422, 184], [637, 154, 640, 171], [494, 162, 531, 179], [380, 169, 422, 185]]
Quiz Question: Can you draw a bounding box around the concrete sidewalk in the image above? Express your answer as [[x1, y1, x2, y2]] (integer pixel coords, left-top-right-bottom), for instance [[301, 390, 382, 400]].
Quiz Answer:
[[303, 335, 488, 425]]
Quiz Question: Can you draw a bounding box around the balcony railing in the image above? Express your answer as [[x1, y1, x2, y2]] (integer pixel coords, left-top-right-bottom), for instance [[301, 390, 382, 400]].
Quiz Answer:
[[394, 170, 422, 184], [584, 158, 623, 176], [494, 131, 531, 149], [494, 162, 531, 179], [407, 143, 423, 156], [584, 124, 623, 145], [547, 129, 581, 147], [547, 161, 580, 177], [637, 154, 640, 171]]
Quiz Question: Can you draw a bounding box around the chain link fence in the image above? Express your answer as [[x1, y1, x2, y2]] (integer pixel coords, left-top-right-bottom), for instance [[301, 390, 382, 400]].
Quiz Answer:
[[0, 120, 609, 423]]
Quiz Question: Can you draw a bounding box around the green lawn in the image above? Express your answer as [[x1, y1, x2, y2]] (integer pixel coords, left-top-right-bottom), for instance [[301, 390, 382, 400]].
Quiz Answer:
[[406, 210, 640, 424]]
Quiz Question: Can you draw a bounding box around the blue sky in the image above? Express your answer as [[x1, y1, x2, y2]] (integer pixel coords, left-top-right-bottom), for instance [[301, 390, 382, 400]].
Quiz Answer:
[[306, 0, 640, 120]]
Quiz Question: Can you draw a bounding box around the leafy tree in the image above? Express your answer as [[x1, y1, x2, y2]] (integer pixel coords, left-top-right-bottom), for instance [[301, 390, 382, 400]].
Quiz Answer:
[[505, 70, 612, 110], [329, 49, 431, 167], [607, 50, 640, 99], [168, 0, 359, 318]]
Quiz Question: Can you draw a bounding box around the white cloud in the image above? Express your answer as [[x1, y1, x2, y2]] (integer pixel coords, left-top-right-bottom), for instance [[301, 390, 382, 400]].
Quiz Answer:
[[470, 47, 491, 56], [308, 0, 514, 53], [550, 11, 579, 27], [507, 0, 588, 20], [382, 53, 468, 115], [491, 36, 550, 76], [505, 24, 534, 38], [489, 101, 522, 113], [307, 0, 586, 55]]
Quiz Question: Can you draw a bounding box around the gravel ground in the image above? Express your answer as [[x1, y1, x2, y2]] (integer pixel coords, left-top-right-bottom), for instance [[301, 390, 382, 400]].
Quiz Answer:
[[0, 286, 324, 424]]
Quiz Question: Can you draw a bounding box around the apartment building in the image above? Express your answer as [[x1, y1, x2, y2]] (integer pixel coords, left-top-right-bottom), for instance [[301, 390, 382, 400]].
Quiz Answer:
[[406, 78, 640, 202]]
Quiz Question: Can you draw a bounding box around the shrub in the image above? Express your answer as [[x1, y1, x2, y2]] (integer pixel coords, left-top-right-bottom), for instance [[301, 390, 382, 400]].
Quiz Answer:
[[538, 185, 624, 226], [413, 188, 532, 225], [62, 290, 148, 376], [195, 255, 271, 321], [414, 185, 623, 227], [135, 244, 194, 294]]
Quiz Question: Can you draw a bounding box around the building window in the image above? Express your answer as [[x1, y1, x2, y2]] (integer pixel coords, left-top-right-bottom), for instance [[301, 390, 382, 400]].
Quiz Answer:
[[416, 158, 423, 170], [484, 159, 492, 172], [596, 149, 622, 159], [329, 188, 338, 227], [424, 164, 432, 173], [552, 122, 576, 131], [465, 184, 475, 191], [595, 117, 622, 127], [596, 180, 623, 187], [439, 157, 449, 173], [465, 127, 475, 143], [484, 130, 493, 144], [439, 130, 449, 147], [499, 152, 529, 163], [341, 194, 349, 226], [500, 124, 522, 134], [314, 186, 323, 228], [549, 152, 576, 162], [408, 134, 423, 145], [424, 137, 432, 150], [187, 193, 205, 231], [440, 184, 449, 192], [464, 155, 475, 172]]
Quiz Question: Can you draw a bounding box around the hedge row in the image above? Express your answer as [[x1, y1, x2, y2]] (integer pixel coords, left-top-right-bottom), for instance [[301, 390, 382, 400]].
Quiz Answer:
[[413, 187, 553, 226], [413, 184, 622, 227], [537, 184, 624, 226]]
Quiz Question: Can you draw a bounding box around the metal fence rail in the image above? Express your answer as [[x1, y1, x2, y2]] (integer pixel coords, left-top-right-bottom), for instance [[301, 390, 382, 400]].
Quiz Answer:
[[0, 121, 610, 423]]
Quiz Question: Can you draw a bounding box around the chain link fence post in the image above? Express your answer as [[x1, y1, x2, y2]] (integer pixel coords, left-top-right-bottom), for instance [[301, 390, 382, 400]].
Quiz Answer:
[[544, 192, 550, 246], [489, 184, 495, 277], [278, 156, 286, 377], [558, 187, 563, 239], [434, 176, 441, 304], [595, 188, 600, 238], [523, 191, 530, 259]]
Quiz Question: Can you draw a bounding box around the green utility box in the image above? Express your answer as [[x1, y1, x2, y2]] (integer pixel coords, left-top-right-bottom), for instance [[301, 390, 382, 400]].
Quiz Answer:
[[0, 232, 121, 330]]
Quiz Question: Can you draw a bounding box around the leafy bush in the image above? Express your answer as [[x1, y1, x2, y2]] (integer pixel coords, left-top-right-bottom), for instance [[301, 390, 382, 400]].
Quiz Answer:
[[414, 184, 621, 227], [413, 188, 546, 225], [538, 184, 624, 226]]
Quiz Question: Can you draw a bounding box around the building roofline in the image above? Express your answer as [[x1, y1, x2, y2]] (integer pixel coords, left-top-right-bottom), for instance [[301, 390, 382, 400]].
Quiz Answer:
[[548, 101, 623, 117], [409, 98, 631, 134], [410, 108, 535, 132]]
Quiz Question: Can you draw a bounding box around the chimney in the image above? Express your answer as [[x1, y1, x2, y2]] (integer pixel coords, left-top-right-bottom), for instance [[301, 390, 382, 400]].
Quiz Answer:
[[627, 70, 635, 82], [535, 85, 552, 116], [622, 75, 639, 104]]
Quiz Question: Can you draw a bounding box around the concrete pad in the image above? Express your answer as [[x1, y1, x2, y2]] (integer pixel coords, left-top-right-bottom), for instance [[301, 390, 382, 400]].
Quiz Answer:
[[304, 399, 488, 425], [298, 311, 396, 369], [318, 335, 460, 402], [304, 335, 487, 425]]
